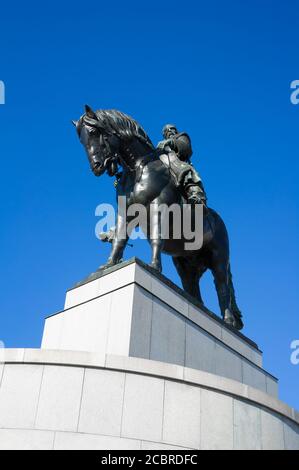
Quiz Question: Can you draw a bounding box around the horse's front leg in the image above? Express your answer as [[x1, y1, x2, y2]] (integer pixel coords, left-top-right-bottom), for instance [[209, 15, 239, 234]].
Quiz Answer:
[[149, 200, 163, 273], [100, 211, 129, 269]]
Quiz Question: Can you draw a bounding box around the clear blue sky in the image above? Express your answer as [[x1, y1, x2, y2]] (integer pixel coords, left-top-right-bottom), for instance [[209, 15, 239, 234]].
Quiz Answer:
[[0, 1, 298, 409]]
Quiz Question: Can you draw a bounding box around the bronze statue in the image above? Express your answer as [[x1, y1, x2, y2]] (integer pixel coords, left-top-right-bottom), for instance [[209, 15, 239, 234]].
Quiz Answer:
[[73, 106, 243, 330]]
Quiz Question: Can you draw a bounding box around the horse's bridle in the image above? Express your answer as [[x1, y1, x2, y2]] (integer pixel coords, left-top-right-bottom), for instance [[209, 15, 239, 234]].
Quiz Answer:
[[80, 114, 156, 177]]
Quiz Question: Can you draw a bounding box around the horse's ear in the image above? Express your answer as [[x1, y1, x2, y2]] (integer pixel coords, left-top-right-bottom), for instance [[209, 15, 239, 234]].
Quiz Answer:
[[71, 120, 78, 127], [85, 104, 98, 120]]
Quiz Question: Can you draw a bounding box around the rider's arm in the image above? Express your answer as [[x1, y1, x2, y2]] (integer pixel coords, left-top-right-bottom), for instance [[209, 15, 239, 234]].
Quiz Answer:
[[175, 134, 193, 160]]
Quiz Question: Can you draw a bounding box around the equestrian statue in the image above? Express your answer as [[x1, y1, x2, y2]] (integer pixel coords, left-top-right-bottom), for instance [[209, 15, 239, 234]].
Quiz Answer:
[[73, 106, 243, 330]]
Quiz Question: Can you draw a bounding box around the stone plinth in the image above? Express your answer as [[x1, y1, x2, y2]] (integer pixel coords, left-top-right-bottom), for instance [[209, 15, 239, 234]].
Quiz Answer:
[[42, 258, 277, 397], [0, 350, 298, 450], [1, 258, 298, 449]]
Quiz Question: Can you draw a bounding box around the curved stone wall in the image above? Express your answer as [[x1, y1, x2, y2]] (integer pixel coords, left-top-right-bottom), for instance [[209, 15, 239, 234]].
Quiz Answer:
[[0, 349, 298, 450]]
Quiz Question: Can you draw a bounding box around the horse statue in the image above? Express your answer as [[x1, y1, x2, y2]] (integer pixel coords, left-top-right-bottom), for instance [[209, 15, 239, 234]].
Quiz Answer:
[[73, 106, 243, 330]]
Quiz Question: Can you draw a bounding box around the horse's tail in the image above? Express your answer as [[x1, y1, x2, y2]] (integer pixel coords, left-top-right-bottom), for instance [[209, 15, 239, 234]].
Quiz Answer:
[[228, 263, 244, 330]]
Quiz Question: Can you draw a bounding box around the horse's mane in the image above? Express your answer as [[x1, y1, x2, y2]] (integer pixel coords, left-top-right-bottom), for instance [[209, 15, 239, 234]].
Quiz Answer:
[[92, 109, 155, 149]]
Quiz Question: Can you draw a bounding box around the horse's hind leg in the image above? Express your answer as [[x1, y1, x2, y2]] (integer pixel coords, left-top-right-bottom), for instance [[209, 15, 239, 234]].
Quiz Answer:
[[210, 253, 243, 330], [172, 256, 205, 303]]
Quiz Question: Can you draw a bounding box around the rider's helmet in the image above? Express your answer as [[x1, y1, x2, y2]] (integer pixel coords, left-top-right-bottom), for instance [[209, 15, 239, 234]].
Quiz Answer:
[[162, 124, 178, 139]]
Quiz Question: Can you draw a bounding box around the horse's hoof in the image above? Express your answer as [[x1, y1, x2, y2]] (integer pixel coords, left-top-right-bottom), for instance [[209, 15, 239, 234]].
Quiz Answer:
[[233, 317, 244, 331], [149, 262, 162, 273], [224, 309, 244, 331], [223, 309, 235, 326]]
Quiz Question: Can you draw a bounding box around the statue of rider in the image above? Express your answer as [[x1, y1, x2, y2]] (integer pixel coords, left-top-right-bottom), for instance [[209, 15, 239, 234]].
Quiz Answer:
[[157, 124, 207, 205]]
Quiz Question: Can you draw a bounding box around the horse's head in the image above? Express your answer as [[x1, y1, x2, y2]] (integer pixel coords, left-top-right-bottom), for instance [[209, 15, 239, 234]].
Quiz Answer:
[[73, 105, 120, 177]]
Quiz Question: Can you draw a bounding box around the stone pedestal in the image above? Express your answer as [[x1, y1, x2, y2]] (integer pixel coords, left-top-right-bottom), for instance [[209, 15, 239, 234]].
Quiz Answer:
[[42, 258, 277, 397], [0, 258, 298, 449]]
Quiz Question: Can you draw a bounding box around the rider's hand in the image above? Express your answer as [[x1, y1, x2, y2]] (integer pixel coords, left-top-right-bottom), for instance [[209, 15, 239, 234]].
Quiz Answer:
[[162, 139, 174, 150]]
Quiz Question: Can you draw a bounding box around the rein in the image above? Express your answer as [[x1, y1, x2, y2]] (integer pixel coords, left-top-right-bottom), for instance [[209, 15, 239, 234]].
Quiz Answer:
[[116, 147, 156, 175]]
